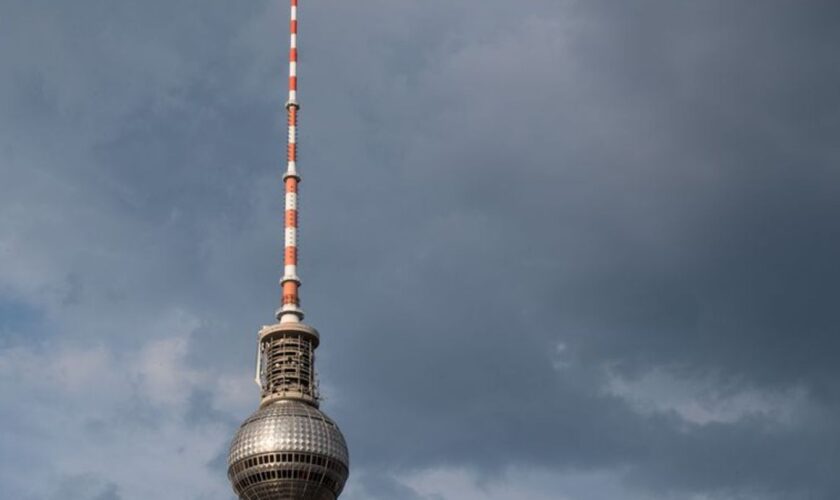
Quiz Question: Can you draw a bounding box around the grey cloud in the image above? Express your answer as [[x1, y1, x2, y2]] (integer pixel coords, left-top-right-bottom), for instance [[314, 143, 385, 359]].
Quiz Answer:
[[343, 470, 432, 500], [43, 475, 121, 500]]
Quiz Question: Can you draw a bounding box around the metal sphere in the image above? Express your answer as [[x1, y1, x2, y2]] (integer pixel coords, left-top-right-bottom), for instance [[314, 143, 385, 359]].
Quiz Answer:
[[228, 400, 349, 500]]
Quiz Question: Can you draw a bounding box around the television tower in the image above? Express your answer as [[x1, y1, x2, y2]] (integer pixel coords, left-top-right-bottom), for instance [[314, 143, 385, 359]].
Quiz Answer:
[[227, 1, 350, 498]]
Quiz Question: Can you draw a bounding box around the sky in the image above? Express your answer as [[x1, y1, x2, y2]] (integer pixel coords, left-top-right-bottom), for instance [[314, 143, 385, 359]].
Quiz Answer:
[[1, 0, 839, 499]]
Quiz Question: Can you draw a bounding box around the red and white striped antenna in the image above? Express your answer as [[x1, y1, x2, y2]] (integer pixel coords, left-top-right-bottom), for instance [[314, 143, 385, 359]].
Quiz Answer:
[[277, 0, 303, 323]]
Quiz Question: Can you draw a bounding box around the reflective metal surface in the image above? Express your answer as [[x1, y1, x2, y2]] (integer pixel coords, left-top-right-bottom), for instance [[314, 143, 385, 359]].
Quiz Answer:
[[228, 400, 349, 499]]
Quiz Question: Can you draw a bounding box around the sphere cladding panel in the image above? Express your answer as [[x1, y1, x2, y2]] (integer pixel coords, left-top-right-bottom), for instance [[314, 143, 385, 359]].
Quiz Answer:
[[228, 401, 349, 466]]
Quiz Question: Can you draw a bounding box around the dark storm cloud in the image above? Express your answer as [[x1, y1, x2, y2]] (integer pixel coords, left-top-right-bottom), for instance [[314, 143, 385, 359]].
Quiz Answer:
[[1, 0, 838, 499], [297, 0, 840, 497]]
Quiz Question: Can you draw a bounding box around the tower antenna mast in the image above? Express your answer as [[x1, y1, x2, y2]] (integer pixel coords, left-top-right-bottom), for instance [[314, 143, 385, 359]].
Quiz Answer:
[[279, 0, 302, 323]]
